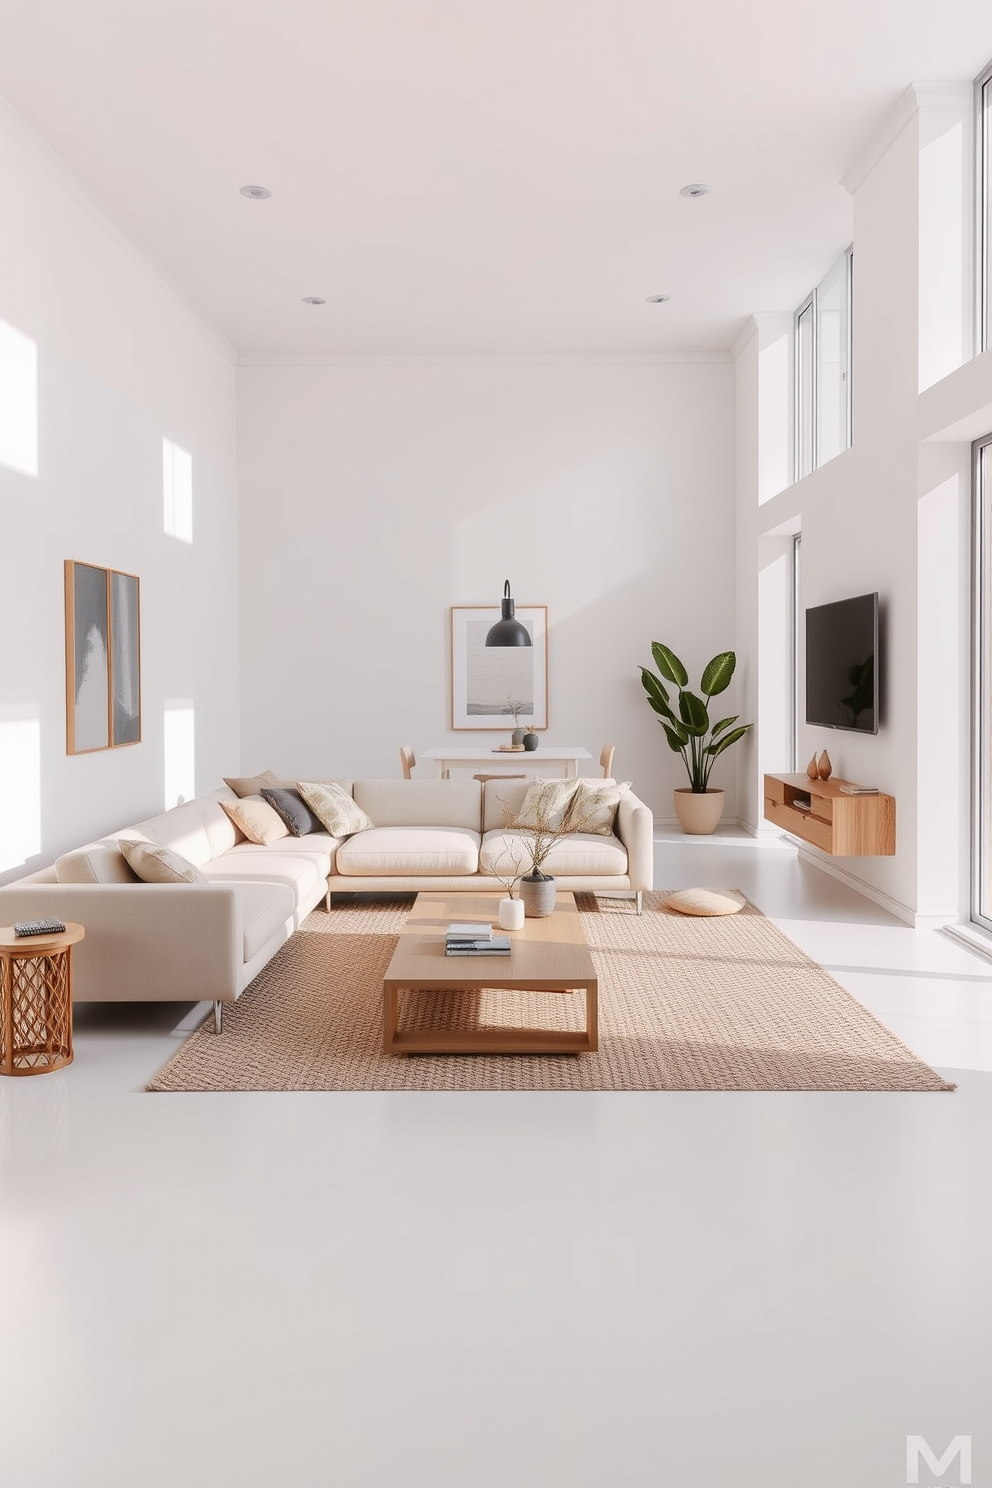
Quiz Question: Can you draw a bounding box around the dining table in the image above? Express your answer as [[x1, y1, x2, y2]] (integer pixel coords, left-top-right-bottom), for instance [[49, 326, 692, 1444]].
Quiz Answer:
[[421, 745, 593, 779]]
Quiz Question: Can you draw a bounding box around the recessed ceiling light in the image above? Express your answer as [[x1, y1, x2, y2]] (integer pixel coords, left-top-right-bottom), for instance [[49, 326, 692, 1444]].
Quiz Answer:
[[302, 296, 326, 305], [646, 294, 670, 303], [239, 184, 271, 199], [679, 183, 711, 198]]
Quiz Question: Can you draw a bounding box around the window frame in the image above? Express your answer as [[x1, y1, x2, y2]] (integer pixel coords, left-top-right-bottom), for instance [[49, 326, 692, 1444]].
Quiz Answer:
[[973, 433, 992, 932], [975, 59, 992, 354], [793, 246, 853, 483]]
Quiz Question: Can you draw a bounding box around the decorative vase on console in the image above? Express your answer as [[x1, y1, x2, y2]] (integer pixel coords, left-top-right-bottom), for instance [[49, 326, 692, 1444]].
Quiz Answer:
[[522, 731, 538, 751], [511, 728, 525, 747]]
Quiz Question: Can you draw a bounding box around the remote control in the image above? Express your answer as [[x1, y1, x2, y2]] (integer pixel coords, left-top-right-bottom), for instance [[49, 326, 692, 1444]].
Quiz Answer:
[[13, 919, 66, 937]]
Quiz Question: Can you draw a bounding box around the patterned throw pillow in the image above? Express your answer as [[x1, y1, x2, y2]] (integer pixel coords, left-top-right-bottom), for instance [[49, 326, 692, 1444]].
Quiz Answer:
[[568, 779, 631, 835], [223, 770, 279, 799], [260, 787, 322, 837], [514, 777, 581, 831], [296, 780, 374, 838], [118, 840, 207, 885], [219, 795, 290, 846]]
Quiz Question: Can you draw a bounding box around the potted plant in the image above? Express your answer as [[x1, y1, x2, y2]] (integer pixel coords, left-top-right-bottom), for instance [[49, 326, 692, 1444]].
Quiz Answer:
[[500, 785, 617, 916], [506, 697, 525, 747], [639, 644, 751, 835], [490, 841, 527, 930]]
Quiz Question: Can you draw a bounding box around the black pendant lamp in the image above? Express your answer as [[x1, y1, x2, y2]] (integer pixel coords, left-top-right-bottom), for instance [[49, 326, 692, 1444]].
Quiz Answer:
[[485, 580, 532, 647]]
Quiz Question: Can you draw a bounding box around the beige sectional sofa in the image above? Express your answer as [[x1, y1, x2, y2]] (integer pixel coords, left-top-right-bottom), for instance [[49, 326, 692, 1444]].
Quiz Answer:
[[0, 776, 652, 1031]]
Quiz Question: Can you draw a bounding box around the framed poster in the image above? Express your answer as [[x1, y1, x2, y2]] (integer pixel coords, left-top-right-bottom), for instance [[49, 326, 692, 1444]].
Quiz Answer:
[[65, 560, 141, 754], [450, 605, 548, 731]]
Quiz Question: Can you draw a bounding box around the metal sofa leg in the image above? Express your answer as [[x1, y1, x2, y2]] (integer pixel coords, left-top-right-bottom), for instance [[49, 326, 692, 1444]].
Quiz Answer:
[[213, 1000, 223, 1035], [636, 891, 643, 915], [325, 888, 331, 912]]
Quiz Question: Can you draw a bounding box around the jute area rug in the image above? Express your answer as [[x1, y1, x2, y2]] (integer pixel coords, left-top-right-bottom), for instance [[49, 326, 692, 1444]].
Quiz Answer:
[[147, 892, 952, 1093]]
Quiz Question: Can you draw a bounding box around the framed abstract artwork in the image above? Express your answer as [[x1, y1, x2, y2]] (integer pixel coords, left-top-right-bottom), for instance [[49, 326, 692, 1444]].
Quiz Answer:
[[450, 605, 548, 730], [64, 560, 141, 754]]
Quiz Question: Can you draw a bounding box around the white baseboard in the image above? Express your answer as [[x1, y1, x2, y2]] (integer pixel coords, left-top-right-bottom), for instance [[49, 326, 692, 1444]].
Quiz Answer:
[[795, 846, 961, 929]]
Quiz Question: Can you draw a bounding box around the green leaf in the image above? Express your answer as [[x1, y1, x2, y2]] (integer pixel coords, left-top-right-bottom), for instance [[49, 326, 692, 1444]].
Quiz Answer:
[[710, 714, 739, 739], [705, 724, 750, 758], [661, 723, 688, 753], [700, 651, 736, 697], [650, 643, 688, 688], [678, 689, 709, 735], [639, 668, 672, 715]]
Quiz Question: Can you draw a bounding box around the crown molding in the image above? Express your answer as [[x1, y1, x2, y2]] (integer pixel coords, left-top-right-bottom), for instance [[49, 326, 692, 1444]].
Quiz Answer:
[[0, 93, 237, 364], [842, 81, 974, 196], [237, 349, 733, 368]]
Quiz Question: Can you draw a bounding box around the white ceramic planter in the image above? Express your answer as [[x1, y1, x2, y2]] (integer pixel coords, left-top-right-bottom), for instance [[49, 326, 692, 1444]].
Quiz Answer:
[[498, 896, 526, 931], [673, 787, 725, 835]]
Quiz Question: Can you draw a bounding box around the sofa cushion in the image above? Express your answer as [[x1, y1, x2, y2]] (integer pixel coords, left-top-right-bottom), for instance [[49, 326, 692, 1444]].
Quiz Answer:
[[220, 795, 290, 846], [480, 830, 627, 877], [233, 880, 297, 962], [223, 833, 339, 877], [298, 780, 374, 838], [353, 779, 481, 830], [201, 853, 323, 907], [260, 787, 322, 836], [569, 779, 632, 835], [119, 840, 207, 885], [514, 777, 580, 830], [55, 841, 138, 884], [335, 827, 480, 877], [483, 778, 531, 832], [223, 770, 280, 799]]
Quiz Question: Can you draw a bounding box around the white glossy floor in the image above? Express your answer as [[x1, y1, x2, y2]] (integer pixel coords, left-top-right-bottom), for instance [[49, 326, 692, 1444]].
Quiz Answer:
[[3, 833, 991, 1488]]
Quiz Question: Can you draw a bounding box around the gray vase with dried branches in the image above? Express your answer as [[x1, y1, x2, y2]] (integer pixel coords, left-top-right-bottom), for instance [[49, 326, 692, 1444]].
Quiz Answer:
[[499, 783, 604, 917]]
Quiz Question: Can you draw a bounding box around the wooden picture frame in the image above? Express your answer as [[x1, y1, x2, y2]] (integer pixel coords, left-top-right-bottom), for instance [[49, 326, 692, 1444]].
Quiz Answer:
[[450, 605, 548, 731], [65, 560, 141, 754]]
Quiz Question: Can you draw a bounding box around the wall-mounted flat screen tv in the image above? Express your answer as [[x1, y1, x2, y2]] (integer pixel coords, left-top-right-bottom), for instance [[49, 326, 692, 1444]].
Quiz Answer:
[[805, 592, 878, 733]]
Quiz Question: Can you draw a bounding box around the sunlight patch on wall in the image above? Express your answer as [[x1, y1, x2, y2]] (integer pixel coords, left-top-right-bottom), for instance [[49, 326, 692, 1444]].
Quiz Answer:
[[0, 708, 41, 872], [163, 437, 193, 543], [0, 319, 39, 478], [164, 703, 195, 809]]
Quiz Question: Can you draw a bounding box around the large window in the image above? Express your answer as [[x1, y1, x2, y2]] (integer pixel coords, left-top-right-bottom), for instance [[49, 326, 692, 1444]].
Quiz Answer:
[[978, 61, 992, 353], [974, 435, 992, 930], [794, 248, 852, 481]]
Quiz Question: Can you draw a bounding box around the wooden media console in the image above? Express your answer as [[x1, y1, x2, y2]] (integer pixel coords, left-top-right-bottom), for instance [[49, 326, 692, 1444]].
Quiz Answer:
[[763, 773, 896, 856]]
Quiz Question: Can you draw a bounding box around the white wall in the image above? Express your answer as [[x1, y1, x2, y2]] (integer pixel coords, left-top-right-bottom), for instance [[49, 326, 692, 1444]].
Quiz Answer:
[[736, 90, 989, 924], [0, 102, 240, 882], [236, 356, 736, 822]]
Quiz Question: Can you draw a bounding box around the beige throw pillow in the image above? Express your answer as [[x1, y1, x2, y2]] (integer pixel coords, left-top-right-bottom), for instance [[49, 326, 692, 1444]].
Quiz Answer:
[[514, 778, 581, 831], [220, 795, 290, 846], [223, 770, 280, 799], [569, 779, 631, 835], [118, 839, 207, 885], [297, 780, 373, 838]]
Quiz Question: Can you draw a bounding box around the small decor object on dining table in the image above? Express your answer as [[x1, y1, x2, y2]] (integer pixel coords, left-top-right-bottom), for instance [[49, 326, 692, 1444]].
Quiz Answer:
[[639, 642, 752, 836]]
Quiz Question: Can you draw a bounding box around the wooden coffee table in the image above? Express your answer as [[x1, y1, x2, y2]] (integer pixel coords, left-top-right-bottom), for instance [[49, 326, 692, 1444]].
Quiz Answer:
[[382, 891, 597, 1055]]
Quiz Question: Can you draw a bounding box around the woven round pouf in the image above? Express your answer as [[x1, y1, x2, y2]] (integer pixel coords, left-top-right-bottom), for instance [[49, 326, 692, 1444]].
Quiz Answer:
[[665, 889, 746, 917]]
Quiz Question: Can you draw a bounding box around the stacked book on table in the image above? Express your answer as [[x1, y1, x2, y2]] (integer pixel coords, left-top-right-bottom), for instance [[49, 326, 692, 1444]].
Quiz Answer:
[[445, 922, 511, 956]]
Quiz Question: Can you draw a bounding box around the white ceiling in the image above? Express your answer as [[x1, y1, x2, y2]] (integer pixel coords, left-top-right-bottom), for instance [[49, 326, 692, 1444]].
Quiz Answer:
[[1, 0, 991, 355]]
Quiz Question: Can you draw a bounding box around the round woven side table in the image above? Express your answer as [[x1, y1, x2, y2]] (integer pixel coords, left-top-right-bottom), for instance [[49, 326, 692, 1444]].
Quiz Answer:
[[0, 924, 84, 1077]]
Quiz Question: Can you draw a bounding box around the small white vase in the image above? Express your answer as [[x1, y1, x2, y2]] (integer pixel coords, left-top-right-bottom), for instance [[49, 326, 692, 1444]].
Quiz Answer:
[[498, 897, 525, 931]]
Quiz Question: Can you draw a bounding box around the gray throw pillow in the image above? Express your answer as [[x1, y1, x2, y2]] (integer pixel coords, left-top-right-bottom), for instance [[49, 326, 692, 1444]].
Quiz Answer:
[[261, 787, 321, 837]]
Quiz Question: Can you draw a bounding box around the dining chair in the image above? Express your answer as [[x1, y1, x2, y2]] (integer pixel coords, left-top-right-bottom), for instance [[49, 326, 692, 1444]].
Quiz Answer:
[[600, 743, 615, 778], [400, 746, 416, 779]]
